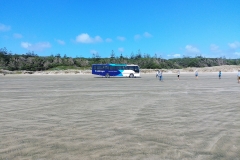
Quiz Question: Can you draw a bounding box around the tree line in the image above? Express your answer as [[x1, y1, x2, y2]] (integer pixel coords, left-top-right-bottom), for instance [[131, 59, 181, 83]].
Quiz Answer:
[[0, 48, 240, 71]]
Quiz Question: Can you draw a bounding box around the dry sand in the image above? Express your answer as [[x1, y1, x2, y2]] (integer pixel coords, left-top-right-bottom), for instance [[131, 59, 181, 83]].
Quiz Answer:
[[0, 73, 240, 160]]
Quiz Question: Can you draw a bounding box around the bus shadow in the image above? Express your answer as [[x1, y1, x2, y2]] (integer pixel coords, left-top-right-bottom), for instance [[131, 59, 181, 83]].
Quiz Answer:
[[93, 77, 141, 78]]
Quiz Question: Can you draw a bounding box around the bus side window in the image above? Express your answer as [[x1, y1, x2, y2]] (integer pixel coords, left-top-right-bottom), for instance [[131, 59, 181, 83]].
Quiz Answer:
[[104, 65, 109, 70], [97, 65, 103, 70], [128, 66, 134, 70], [109, 66, 114, 70]]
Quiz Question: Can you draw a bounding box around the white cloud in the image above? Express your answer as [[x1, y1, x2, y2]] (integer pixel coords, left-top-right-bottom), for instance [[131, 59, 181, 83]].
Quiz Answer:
[[21, 42, 32, 49], [134, 32, 152, 40], [118, 47, 124, 53], [228, 41, 240, 49], [167, 54, 181, 58], [234, 52, 240, 56], [90, 50, 98, 54], [0, 23, 11, 31], [13, 33, 23, 39], [94, 36, 102, 42], [173, 54, 181, 58], [134, 34, 141, 40], [76, 33, 103, 43], [143, 32, 152, 38], [210, 44, 221, 53], [117, 36, 125, 41], [185, 45, 200, 53], [21, 42, 51, 51], [105, 38, 112, 42], [56, 39, 65, 45]]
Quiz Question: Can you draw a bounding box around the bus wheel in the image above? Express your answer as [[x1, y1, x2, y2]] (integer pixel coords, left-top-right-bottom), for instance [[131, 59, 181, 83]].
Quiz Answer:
[[129, 73, 134, 78], [105, 73, 110, 78]]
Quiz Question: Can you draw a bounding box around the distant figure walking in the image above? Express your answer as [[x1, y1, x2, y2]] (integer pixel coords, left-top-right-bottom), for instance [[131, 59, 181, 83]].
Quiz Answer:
[[238, 70, 240, 83], [195, 70, 198, 79], [159, 70, 163, 81], [219, 71, 222, 79], [156, 70, 159, 78], [177, 70, 180, 80]]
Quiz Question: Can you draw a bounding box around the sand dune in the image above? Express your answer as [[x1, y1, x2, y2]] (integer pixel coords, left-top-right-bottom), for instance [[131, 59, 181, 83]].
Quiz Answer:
[[141, 65, 240, 74], [1, 65, 239, 75]]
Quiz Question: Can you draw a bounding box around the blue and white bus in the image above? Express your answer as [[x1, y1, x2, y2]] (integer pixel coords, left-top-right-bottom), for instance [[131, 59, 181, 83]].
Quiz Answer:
[[92, 64, 140, 78]]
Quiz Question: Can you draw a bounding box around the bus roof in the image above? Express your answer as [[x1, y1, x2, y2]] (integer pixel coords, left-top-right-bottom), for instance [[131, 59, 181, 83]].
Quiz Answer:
[[92, 64, 138, 66]]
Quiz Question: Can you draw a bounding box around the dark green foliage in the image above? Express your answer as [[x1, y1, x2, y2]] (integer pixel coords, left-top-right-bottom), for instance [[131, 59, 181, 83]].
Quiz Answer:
[[0, 48, 240, 71]]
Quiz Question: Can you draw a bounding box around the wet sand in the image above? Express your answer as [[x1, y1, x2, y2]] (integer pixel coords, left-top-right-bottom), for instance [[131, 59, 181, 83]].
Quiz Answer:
[[0, 73, 240, 159]]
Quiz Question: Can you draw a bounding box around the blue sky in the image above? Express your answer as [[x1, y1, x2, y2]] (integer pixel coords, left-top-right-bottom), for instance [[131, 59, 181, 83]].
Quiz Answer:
[[1, 0, 240, 59]]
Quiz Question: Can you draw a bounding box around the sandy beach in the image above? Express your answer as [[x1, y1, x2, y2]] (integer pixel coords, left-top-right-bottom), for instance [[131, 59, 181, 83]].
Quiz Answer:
[[0, 73, 240, 159]]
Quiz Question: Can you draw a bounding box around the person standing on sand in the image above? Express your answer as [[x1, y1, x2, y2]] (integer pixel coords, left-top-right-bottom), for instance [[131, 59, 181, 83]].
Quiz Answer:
[[219, 71, 221, 79], [156, 70, 159, 78], [159, 70, 163, 81], [195, 70, 198, 79], [238, 70, 240, 83], [177, 70, 180, 80]]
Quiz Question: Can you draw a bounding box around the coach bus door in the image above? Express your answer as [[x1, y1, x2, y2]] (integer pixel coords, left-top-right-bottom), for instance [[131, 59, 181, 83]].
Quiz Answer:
[[104, 65, 110, 77]]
